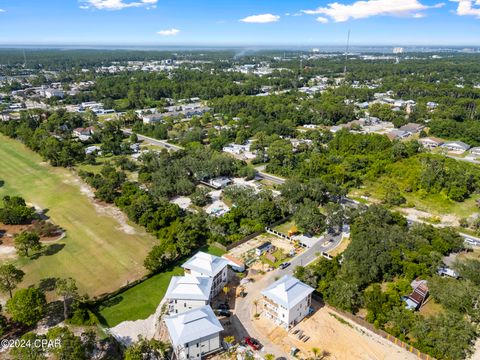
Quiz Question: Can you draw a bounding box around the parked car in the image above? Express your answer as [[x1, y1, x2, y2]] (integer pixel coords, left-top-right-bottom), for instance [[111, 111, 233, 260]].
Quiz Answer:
[[279, 262, 291, 269], [215, 309, 231, 317], [245, 337, 261, 351], [218, 303, 230, 310]]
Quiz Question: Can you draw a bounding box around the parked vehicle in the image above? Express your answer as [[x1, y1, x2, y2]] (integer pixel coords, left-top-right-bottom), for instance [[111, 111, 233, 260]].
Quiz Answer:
[[215, 309, 231, 317], [279, 262, 291, 269], [218, 303, 230, 310], [245, 337, 261, 351]]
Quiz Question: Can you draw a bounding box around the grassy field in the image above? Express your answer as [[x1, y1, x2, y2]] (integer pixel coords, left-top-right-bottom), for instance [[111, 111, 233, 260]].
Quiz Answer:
[[97, 244, 225, 327], [351, 183, 480, 220], [0, 135, 157, 298]]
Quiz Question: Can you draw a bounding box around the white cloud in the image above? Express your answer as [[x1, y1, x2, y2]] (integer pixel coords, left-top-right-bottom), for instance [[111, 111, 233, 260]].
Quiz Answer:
[[0, 9, 5, 13], [80, 0, 157, 10], [157, 28, 180, 36], [239, 13, 280, 23], [302, 0, 444, 22], [450, 0, 480, 17], [317, 16, 330, 23]]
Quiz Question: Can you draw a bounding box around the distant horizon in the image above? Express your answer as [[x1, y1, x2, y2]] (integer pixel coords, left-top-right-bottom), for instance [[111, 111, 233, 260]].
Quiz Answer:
[[1, 1, 480, 47], [1, 44, 480, 51]]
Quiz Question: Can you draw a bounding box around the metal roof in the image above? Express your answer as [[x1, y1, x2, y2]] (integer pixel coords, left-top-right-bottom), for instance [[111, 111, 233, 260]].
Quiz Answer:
[[182, 251, 229, 277], [165, 276, 212, 301], [164, 305, 223, 346], [261, 275, 314, 310]]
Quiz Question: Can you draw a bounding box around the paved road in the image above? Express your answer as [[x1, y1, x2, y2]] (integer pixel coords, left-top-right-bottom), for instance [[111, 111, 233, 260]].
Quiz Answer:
[[256, 170, 286, 185], [446, 154, 480, 165], [122, 129, 184, 152], [232, 233, 342, 358]]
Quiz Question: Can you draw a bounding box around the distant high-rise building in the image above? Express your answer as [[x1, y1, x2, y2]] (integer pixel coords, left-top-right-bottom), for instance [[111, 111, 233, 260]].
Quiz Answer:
[[393, 47, 405, 54], [311, 48, 320, 53]]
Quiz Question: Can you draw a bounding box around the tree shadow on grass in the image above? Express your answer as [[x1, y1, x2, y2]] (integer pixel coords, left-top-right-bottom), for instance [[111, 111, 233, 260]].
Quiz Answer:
[[92, 296, 124, 327], [38, 277, 58, 292], [37, 208, 50, 221], [99, 296, 124, 309], [42, 300, 64, 327], [30, 243, 66, 260]]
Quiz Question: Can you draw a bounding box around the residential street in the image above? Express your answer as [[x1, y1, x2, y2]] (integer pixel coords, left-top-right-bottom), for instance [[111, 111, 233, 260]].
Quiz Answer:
[[231, 233, 342, 357], [122, 129, 184, 151]]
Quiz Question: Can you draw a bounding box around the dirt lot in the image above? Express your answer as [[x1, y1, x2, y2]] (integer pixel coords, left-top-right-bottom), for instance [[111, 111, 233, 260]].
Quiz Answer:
[[254, 302, 418, 360], [227, 234, 298, 261]]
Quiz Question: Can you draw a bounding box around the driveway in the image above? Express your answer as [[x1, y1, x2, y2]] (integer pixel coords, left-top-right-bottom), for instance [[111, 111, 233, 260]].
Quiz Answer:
[[122, 129, 183, 152], [232, 233, 342, 358]]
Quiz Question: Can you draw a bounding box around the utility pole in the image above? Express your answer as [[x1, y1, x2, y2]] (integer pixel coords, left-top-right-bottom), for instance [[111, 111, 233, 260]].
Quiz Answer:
[[344, 29, 351, 76]]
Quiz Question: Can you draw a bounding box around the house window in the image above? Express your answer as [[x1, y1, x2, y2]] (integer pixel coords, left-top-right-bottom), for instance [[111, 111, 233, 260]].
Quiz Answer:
[[197, 343, 199, 348], [184, 303, 187, 307]]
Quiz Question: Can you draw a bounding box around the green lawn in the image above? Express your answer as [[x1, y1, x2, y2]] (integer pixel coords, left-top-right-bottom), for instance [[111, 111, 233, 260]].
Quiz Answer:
[[0, 135, 157, 298], [97, 244, 225, 327], [261, 249, 289, 268], [97, 266, 183, 327], [273, 220, 296, 235]]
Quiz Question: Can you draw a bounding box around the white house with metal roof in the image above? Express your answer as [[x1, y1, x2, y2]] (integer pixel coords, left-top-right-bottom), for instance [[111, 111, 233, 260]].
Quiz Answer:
[[441, 141, 471, 153], [164, 305, 224, 360], [261, 275, 314, 329], [165, 276, 213, 315], [182, 252, 229, 296]]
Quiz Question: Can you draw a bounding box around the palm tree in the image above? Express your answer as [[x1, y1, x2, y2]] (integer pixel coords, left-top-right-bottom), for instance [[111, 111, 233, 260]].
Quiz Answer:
[[253, 299, 259, 315], [311, 347, 320, 359], [223, 285, 230, 302], [264, 354, 275, 360], [224, 335, 235, 352]]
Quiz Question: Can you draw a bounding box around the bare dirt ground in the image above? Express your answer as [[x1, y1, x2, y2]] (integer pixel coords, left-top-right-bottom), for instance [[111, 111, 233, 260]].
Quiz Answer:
[[110, 298, 166, 346], [254, 302, 418, 360], [470, 338, 480, 360], [227, 234, 298, 261], [396, 207, 459, 227]]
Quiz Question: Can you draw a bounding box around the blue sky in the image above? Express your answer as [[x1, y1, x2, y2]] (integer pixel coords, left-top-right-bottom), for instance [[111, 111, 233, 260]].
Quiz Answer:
[[0, 0, 479, 46]]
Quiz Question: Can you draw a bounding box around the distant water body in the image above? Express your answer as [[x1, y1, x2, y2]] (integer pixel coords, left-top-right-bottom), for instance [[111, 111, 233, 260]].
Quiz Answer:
[[0, 44, 478, 53]]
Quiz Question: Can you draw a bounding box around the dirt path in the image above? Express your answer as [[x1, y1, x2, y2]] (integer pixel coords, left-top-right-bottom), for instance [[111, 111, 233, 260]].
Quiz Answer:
[[64, 174, 139, 235]]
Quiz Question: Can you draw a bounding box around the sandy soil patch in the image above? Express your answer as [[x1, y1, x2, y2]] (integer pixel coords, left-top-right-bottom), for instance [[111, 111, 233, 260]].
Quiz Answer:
[[63, 174, 139, 235], [109, 298, 166, 346], [171, 196, 192, 210], [470, 338, 480, 360], [255, 303, 418, 360], [227, 236, 266, 259], [205, 190, 230, 217], [397, 207, 459, 227], [0, 245, 17, 259]]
